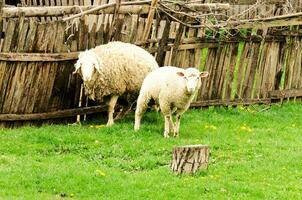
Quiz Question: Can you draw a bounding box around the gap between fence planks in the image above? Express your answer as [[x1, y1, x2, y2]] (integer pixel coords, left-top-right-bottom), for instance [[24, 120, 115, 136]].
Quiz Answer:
[[0, 105, 107, 121]]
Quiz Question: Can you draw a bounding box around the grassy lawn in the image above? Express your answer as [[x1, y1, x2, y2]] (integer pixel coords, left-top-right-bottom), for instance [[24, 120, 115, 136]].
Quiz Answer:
[[0, 103, 302, 199]]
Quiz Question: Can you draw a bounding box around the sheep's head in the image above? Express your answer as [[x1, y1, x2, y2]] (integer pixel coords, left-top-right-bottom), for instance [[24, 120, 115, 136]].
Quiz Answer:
[[73, 50, 103, 82], [177, 68, 209, 95]]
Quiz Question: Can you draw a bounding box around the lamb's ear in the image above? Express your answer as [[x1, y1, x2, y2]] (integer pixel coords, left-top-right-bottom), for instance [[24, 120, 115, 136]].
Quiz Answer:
[[200, 71, 209, 78], [176, 71, 185, 77]]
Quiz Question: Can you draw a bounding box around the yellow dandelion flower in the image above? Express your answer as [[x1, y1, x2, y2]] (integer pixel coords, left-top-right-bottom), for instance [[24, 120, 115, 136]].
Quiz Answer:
[[96, 169, 106, 177]]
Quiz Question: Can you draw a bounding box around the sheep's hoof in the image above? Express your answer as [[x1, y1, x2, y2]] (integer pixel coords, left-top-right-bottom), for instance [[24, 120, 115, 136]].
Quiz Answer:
[[134, 126, 140, 132], [68, 121, 81, 126], [106, 121, 114, 127]]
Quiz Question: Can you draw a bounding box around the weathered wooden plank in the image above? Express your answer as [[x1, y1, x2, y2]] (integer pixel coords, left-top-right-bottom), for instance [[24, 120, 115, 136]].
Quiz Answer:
[[242, 42, 260, 98], [234, 15, 302, 29], [191, 98, 271, 107], [24, 22, 48, 114], [9, 18, 30, 114], [202, 48, 217, 100], [205, 0, 285, 5], [88, 22, 97, 49], [260, 42, 279, 98], [0, 52, 79, 61], [18, 19, 39, 114], [35, 22, 59, 113], [235, 42, 249, 98], [291, 36, 301, 89], [211, 44, 227, 99], [218, 44, 231, 99], [0, 105, 107, 121], [274, 41, 286, 90], [0, 19, 18, 113], [3, 4, 151, 18], [269, 89, 302, 99], [224, 43, 238, 99]]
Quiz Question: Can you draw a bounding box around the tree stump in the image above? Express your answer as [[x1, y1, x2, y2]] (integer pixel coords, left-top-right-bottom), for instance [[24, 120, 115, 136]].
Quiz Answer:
[[171, 145, 209, 174]]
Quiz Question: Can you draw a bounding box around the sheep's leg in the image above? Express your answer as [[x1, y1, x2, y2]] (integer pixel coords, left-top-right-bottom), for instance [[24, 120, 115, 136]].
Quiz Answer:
[[164, 115, 170, 138], [164, 114, 175, 138], [174, 114, 181, 137], [134, 93, 150, 131], [107, 95, 119, 126]]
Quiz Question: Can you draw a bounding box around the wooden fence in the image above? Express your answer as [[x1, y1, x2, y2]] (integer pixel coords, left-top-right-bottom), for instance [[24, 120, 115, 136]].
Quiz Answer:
[[0, 0, 302, 127]]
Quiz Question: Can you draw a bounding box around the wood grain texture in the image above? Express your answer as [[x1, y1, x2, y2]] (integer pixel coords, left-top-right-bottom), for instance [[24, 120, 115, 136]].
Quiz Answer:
[[171, 145, 209, 174]]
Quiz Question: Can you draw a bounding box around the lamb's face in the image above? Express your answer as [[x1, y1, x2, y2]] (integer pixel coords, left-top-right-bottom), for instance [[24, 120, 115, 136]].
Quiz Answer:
[[177, 68, 209, 95], [74, 51, 102, 82]]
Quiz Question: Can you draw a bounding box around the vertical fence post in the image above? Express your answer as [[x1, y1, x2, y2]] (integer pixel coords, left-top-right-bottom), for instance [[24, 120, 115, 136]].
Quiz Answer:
[[141, 0, 158, 41]]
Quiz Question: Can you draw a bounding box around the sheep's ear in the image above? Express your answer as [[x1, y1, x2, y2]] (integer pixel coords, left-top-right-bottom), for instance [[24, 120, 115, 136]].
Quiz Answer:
[[73, 62, 81, 74], [200, 71, 209, 78], [176, 71, 185, 77], [94, 55, 103, 74]]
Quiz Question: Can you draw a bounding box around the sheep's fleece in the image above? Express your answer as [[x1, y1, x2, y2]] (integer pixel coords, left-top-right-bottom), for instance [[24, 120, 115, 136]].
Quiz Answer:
[[76, 41, 159, 102], [134, 66, 209, 137], [74, 41, 159, 126]]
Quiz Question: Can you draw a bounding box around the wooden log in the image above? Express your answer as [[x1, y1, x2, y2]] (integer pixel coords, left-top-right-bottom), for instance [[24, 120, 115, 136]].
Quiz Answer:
[[3, 3, 230, 18], [171, 145, 209, 174], [229, 12, 302, 29], [164, 3, 230, 12], [62, 0, 152, 22], [2, 2, 151, 18], [0, 105, 107, 121]]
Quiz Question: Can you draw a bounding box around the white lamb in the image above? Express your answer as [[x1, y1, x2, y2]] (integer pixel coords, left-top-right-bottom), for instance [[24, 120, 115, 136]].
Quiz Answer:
[[134, 66, 209, 137], [73, 41, 159, 126]]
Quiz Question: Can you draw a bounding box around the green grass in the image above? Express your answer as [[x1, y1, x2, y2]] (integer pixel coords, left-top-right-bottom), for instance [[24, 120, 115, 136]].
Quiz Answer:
[[1, 103, 302, 199]]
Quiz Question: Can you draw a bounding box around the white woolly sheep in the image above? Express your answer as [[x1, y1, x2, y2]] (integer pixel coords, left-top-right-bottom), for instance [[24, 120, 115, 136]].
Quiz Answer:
[[134, 66, 209, 138], [74, 41, 159, 126]]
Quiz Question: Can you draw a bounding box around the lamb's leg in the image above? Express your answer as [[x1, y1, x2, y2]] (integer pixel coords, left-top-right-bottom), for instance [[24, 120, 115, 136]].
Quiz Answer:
[[107, 95, 119, 126], [134, 93, 150, 131], [174, 114, 181, 137]]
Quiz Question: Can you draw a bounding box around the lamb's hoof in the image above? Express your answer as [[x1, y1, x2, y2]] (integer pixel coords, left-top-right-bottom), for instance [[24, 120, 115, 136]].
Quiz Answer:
[[173, 133, 179, 138]]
